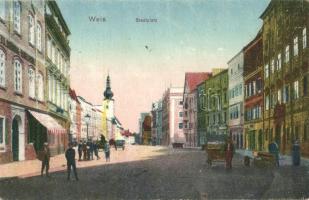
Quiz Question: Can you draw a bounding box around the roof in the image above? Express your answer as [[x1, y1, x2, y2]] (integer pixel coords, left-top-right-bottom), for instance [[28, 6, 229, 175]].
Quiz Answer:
[[184, 72, 212, 92], [69, 88, 79, 103]]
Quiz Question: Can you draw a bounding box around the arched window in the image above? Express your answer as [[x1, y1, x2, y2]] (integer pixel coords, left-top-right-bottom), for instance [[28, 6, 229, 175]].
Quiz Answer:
[[28, 14, 35, 45], [14, 59, 22, 92], [0, 49, 5, 87], [13, 1, 21, 34], [28, 68, 35, 98], [36, 23, 42, 51], [37, 73, 43, 101]]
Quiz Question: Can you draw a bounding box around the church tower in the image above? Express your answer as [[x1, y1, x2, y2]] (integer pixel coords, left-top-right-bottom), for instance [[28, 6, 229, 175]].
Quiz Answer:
[[102, 74, 115, 140]]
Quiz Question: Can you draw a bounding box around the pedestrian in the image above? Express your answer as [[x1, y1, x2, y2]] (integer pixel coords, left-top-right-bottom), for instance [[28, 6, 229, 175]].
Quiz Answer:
[[89, 141, 94, 160], [224, 137, 235, 169], [82, 142, 87, 161], [94, 142, 100, 160], [104, 142, 110, 162], [78, 141, 83, 161], [65, 143, 79, 181], [292, 139, 301, 166], [41, 142, 51, 177], [86, 141, 91, 160], [268, 140, 280, 167]]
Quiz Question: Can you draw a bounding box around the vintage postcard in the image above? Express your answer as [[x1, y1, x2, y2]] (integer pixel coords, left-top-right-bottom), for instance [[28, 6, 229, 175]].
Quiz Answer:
[[0, 0, 308, 199]]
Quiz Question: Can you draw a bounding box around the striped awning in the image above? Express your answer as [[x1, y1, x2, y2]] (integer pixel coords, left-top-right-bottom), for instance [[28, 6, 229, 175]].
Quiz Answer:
[[28, 110, 66, 134]]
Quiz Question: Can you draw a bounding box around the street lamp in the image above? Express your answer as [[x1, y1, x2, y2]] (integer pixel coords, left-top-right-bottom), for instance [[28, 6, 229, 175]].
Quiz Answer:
[[85, 114, 91, 140]]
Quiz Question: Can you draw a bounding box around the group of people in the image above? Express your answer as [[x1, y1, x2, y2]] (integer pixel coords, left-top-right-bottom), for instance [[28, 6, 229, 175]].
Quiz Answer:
[[39, 140, 112, 181], [77, 141, 100, 161]]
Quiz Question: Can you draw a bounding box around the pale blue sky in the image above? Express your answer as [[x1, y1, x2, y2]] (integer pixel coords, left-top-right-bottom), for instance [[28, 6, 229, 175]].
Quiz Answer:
[[57, 0, 270, 132]]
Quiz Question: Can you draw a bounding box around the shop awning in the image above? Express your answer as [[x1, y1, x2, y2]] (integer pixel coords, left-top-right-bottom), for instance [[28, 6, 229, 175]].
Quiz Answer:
[[28, 110, 66, 134]]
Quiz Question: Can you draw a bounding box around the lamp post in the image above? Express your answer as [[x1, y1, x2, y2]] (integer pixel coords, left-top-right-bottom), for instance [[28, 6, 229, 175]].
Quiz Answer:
[[85, 114, 91, 140]]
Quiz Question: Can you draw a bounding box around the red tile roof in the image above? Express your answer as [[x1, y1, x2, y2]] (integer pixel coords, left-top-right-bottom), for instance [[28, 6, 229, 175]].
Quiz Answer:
[[185, 72, 212, 92], [69, 88, 79, 103]]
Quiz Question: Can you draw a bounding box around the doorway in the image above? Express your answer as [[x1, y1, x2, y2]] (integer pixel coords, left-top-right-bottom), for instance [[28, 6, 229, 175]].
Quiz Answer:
[[12, 117, 19, 161]]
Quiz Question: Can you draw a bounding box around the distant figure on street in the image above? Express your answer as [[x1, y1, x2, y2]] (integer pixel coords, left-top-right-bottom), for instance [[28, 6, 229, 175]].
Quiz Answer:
[[94, 142, 100, 160], [268, 140, 280, 167], [65, 143, 79, 181], [82, 142, 87, 161], [292, 139, 301, 166], [78, 141, 83, 161], [104, 142, 110, 162], [89, 141, 94, 160], [41, 143, 51, 177], [224, 137, 235, 169]]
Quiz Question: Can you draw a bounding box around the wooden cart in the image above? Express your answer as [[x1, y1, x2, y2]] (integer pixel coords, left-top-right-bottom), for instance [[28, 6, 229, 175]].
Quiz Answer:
[[206, 142, 225, 166]]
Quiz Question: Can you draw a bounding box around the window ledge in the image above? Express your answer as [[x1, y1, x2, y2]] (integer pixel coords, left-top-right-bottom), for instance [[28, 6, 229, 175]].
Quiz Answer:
[[29, 96, 36, 101], [14, 91, 23, 97], [13, 31, 21, 38], [0, 85, 7, 91]]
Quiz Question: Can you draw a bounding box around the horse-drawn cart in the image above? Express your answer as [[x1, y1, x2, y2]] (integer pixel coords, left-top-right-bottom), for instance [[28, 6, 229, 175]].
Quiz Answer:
[[206, 141, 225, 166]]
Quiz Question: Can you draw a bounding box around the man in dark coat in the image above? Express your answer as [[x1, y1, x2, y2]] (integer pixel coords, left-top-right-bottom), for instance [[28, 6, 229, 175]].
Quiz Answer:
[[292, 140, 301, 166], [224, 137, 235, 169], [94, 142, 100, 160], [41, 143, 51, 177], [78, 141, 83, 161], [268, 140, 279, 167], [65, 143, 79, 181]]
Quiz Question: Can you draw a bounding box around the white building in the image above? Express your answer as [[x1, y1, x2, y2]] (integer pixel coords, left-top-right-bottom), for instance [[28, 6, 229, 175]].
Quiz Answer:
[[228, 50, 244, 149]]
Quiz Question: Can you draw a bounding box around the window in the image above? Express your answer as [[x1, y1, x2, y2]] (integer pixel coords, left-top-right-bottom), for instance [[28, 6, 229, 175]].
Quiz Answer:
[[0, 116, 5, 148], [37, 73, 43, 101], [271, 59, 275, 74], [304, 76, 308, 96], [294, 37, 298, 56], [277, 89, 281, 104], [179, 101, 183, 105], [277, 54, 281, 70], [28, 68, 35, 98], [51, 43, 55, 63], [179, 112, 183, 117], [265, 64, 269, 78], [0, 1, 5, 20], [285, 45, 290, 63], [47, 37, 51, 58], [294, 81, 299, 99], [28, 15, 34, 45], [14, 59, 22, 93], [48, 75, 52, 101], [36, 23, 42, 51], [13, 1, 21, 34], [0, 49, 5, 87], [265, 95, 269, 110], [283, 85, 289, 103], [253, 81, 256, 95], [303, 28, 307, 49], [178, 123, 183, 129]]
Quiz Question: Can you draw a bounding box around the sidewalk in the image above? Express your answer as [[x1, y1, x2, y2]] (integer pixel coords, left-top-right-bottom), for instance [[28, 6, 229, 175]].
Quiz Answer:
[[236, 149, 309, 167], [0, 150, 109, 179]]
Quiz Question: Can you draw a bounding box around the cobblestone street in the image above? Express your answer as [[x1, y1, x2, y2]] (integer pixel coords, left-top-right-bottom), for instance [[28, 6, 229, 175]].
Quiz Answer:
[[0, 145, 309, 199]]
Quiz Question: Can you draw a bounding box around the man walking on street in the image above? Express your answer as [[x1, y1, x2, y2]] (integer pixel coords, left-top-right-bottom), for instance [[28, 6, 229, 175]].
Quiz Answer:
[[269, 140, 280, 167], [41, 143, 51, 177], [78, 141, 83, 161], [65, 143, 79, 181]]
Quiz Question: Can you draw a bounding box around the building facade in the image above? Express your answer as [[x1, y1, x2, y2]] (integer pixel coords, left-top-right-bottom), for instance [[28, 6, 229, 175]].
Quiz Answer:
[[183, 72, 212, 147], [205, 69, 229, 141], [261, 0, 309, 156], [45, 1, 70, 154], [161, 87, 185, 146], [228, 51, 244, 149], [69, 88, 81, 143], [243, 31, 264, 151], [0, 1, 48, 163]]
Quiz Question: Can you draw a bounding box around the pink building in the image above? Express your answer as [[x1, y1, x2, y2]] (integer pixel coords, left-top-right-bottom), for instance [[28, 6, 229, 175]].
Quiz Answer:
[[162, 87, 185, 147], [183, 73, 212, 147]]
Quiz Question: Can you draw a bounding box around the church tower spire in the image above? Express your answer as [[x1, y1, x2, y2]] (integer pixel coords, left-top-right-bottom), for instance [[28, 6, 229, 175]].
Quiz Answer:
[[104, 74, 114, 100]]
